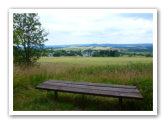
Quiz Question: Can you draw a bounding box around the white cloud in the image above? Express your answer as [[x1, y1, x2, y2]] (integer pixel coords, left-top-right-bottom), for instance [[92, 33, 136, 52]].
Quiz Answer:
[[38, 11, 153, 45]]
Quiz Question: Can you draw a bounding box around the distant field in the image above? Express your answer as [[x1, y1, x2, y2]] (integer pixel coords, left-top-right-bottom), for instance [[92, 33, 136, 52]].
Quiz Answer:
[[39, 56, 153, 66], [14, 56, 153, 111]]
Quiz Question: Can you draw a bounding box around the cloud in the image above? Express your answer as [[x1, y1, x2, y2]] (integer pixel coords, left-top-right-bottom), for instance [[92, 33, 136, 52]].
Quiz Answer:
[[38, 11, 153, 45]]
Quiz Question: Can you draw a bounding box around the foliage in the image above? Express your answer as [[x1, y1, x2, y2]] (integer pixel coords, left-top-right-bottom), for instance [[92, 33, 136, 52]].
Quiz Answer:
[[120, 52, 153, 57], [92, 50, 120, 57], [13, 13, 48, 65], [43, 49, 120, 57]]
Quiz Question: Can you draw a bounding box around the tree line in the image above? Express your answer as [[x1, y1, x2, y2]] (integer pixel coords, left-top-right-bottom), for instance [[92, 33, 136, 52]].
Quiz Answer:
[[42, 49, 121, 57], [42, 48, 152, 57]]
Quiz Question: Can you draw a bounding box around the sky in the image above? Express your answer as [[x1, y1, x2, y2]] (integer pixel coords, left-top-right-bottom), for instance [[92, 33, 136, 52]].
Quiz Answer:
[[38, 11, 153, 45]]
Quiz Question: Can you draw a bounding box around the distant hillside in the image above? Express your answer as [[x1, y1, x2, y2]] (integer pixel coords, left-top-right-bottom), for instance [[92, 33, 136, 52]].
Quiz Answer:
[[45, 43, 153, 52], [45, 43, 153, 48]]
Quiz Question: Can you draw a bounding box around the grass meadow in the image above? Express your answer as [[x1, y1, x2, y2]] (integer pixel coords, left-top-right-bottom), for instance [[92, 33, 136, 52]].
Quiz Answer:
[[13, 56, 153, 111]]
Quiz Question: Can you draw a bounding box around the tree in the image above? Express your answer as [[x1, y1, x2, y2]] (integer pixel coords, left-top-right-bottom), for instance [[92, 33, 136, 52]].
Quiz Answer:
[[13, 13, 48, 65], [112, 50, 120, 57]]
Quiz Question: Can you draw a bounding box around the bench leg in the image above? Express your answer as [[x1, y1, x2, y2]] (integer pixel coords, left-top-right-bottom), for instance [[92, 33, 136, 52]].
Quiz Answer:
[[119, 97, 122, 110], [54, 91, 58, 99]]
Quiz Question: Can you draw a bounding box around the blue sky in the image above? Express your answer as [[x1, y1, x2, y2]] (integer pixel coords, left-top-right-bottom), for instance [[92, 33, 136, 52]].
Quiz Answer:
[[38, 12, 153, 45]]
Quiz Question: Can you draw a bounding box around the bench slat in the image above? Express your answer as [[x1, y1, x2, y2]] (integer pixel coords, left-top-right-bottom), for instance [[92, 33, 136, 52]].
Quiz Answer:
[[39, 82, 139, 93], [36, 80, 143, 99], [45, 80, 137, 89], [36, 84, 143, 99]]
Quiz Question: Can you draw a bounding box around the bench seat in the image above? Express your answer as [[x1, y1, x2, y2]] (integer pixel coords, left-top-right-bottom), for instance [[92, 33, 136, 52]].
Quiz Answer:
[[36, 80, 143, 99]]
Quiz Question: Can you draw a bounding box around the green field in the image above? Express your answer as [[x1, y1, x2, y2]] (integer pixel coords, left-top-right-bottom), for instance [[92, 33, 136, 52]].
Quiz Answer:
[[39, 56, 152, 65], [13, 56, 153, 111]]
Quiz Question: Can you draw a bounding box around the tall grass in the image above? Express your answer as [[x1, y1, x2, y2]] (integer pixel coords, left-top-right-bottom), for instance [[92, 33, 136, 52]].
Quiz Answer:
[[13, 57, 153, 111]]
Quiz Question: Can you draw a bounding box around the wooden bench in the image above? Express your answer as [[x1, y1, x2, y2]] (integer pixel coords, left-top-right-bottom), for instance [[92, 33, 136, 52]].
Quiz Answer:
[[36, 80, 143, 109]]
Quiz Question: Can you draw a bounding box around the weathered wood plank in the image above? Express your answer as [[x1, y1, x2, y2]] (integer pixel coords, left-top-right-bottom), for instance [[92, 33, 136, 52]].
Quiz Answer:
[[38, 82, 139, 93], [36, 82, 143, 99], [44, 80, 137, 89]]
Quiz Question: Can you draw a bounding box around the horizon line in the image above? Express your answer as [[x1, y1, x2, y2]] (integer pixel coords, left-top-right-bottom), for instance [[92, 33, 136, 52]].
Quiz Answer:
[[45, 43, 153, 46]]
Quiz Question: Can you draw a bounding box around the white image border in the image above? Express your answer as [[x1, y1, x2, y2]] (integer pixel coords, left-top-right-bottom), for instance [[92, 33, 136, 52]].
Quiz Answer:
[[9, 9, 157, 115]]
